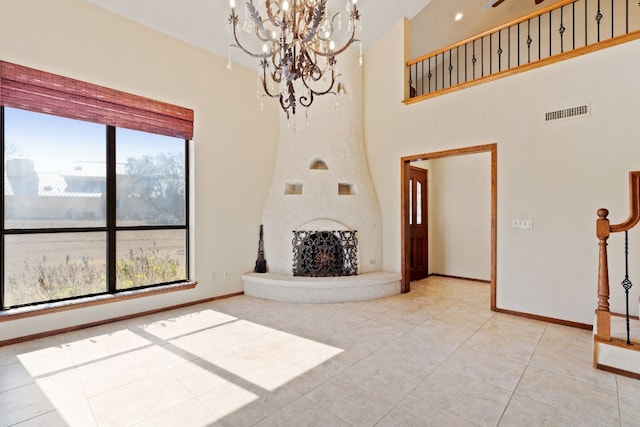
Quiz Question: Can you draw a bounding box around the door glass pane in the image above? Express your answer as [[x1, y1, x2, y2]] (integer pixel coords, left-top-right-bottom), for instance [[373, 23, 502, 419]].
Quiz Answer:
[[4, 108, 106, 228], [116, 129, 186, 226], [409, 179, 413, 225], [416, 181, 422, 225], [3, 232, 107, 308], [116, 229, 187, 290]]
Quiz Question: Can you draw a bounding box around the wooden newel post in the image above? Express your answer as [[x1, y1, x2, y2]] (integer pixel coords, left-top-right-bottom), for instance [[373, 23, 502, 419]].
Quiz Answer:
[[595, 208, 611, 341]]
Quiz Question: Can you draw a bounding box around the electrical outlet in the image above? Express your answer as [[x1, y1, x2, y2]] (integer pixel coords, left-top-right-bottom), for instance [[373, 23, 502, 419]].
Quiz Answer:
[[512, 219, 534, 229], [210, 272, 216, 280], [224, 270, 229, 279]]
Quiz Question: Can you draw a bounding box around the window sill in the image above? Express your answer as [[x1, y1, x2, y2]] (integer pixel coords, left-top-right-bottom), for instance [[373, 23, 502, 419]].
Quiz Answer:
[[0, 281, 197, 322]]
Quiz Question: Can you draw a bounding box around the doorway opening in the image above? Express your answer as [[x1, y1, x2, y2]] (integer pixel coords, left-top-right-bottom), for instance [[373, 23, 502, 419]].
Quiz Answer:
[[401, 143, 497, 310]]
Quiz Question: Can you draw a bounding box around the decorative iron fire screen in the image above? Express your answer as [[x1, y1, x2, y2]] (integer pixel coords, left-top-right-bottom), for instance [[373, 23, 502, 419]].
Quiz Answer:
[[292, 230, 358, 277]]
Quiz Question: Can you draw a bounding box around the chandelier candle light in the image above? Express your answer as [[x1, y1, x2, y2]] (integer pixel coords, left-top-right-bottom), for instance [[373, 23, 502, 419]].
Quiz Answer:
[[227, 0, 363, 119]]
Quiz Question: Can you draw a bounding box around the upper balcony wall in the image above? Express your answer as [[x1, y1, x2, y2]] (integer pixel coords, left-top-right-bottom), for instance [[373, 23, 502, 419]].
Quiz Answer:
[[409, 0, 563, 59], [406, 0, 640, 102]]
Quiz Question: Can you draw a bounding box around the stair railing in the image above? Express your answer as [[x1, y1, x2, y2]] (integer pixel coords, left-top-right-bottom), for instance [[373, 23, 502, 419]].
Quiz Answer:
[[595, 171, 640, 343], [405, 0, 640, 104]]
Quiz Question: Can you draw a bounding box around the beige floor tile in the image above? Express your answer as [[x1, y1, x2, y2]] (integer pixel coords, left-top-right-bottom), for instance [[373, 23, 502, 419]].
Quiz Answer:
[[305, 369, 407, 427], [200, 382, 301, 427], [515, 366, 619, 425], [533, 323, 594, 364], [412, 364, 512, 427], [619, 388, 640, 427], [376, 394, 476, 427], [278, 355, 351, 396], [431, 300, 494, 328], [343, 344, 437, 393], [196, 378, 261, 420], [0, 336, 67, 367], [133, 398, 221, 427], [462, 327, 542, 364], [67, 329, 152, 366], [0, 361, 34, 393], [89, 371, 194, 426], [442, 346, 528, 392], [171, 358, 235, 396], [11, 400, 97, 427], [254, 396, 350, 427], [62, 322, 131, 349], [617, 374, 640, 397], [77, 346, 170, 397], [529, 349, 617, 391], [128, 308, 238, 342], [498, 393, 608, 427], [0, 371, 86, 426], [2, 277, 630, 427], [246, 342, 343, 391]]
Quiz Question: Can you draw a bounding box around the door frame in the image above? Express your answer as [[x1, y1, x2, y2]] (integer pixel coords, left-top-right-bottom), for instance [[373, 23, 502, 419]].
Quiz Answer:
[[400, 143, 497, 311]]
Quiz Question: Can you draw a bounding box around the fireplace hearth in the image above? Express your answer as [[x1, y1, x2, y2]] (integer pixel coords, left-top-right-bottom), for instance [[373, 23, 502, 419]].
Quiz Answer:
[[292, 230, 358, 277]]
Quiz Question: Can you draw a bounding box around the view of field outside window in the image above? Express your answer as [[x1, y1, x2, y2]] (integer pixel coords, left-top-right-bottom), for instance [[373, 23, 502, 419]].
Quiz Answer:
[[116, 128, 187, 290], [2, 108, 187, 308]]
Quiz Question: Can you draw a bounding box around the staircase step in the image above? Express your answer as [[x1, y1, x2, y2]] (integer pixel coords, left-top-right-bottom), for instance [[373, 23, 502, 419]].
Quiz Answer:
[[611, 315, 640, 344]]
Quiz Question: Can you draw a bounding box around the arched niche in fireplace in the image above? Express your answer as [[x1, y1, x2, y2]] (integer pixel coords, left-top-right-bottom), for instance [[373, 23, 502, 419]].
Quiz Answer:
[[309, 159, 329, 170]]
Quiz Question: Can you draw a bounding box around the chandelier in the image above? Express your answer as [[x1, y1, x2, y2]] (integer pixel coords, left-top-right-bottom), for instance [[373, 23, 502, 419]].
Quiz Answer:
[[227, 0, 363, 120]]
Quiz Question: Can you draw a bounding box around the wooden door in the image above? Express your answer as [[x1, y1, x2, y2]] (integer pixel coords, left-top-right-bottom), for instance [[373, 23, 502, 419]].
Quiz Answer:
[[409, 166, 428, 281]]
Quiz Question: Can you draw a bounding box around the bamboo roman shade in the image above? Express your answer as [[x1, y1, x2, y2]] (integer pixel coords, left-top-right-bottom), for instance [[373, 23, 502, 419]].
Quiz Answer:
[[0, 61, 193, 140]]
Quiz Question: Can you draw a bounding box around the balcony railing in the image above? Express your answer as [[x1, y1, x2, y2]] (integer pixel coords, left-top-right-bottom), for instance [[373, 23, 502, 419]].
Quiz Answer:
[[405, 0, 640, 103]]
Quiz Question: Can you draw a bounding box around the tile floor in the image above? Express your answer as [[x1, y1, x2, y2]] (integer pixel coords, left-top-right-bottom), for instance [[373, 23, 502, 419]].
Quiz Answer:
[[0, 276, 638, 426]]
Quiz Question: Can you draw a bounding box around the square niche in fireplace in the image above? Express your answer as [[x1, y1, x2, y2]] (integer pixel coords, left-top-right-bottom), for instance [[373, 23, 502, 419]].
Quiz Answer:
[[292, 230, 358, 277]]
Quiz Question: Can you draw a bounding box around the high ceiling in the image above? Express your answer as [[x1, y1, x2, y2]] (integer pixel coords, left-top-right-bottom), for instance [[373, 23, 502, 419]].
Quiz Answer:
[[87, 0, 433, 69], [86, 0, 558, 68]]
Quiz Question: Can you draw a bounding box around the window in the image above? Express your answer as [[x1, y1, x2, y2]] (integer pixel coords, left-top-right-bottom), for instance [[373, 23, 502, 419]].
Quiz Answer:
[[0, 61, 193, 310]]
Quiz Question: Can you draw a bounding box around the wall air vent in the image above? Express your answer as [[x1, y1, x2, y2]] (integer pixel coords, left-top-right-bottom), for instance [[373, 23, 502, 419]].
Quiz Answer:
[[544, 104, 590, 122]]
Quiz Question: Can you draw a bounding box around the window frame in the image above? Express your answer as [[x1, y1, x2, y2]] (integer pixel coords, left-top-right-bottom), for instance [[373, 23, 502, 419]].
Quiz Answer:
[[0, 62, 194, 311]]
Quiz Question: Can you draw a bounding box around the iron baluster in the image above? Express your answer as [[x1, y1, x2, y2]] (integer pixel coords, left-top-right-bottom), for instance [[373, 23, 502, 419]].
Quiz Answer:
[[549, 11, 552, 57], [498, 30, 503, 72], [508, 27, 511, 69], [490, 33, 493, 74], [464, 43, 468, 83], [538, 15, 541, 60], [596, 0, 603, 43], [441, 52, 445, 90], [456, 46, 460, 85], [472, 40, 477, 79], [585, 0, 588, 46], [560, 6, 566, 53], [517, 22, 521, 66], [448, 50, 453, 88], [573, 2, 575, 50], [527, 19, 532, 63], [421, 60, 424, 96], [621, 231, 633, 345], [409, 65, 417, 98], [481, 36, 485, 77], [428, 57, 432, 93]]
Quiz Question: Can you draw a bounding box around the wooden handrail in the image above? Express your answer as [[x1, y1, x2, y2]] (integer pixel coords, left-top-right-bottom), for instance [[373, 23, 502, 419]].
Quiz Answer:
[[595, 171, 640, 342], [610, 171, 640, 233], [406, 0, 577, 67]]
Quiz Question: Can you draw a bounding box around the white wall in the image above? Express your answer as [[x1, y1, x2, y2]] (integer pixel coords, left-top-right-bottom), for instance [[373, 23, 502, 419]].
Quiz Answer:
[[0, 0, 279, 341], [430, 154, 491, 280], [365, 19, 640, 325]]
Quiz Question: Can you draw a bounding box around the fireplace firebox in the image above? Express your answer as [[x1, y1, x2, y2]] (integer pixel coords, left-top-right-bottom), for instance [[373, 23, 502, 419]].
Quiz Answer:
[[292, 230, 358, 277]]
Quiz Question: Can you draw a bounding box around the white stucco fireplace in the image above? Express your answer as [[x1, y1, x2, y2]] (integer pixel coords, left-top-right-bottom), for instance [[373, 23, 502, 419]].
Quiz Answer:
[[242, 49, 400, 303]]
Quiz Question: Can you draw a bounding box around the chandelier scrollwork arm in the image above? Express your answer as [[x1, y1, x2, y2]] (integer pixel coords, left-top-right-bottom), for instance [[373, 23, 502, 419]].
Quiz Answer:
[[227, 0, 362, 119]]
